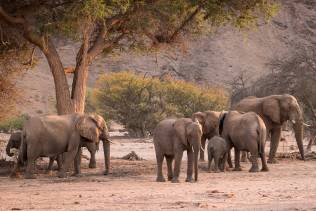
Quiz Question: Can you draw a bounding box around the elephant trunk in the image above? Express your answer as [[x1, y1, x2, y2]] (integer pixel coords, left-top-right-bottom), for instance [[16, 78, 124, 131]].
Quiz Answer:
[[293, 121, 305, 160], [193, 143, 200, 181], [6, 142, 13, 157], [102, 140, 110, 175]]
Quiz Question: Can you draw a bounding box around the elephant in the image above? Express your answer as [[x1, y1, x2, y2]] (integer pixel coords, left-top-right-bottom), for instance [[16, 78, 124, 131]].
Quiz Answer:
[[233, 94, 305, 163], [6, 132, 98, 172], [207, 136, 228, 173], [191, 111, 221, 161], [6, 132, 22, 157], [153, 118, 202, 183], [14, 113, 110, 179], [219, 111, 269, 172]]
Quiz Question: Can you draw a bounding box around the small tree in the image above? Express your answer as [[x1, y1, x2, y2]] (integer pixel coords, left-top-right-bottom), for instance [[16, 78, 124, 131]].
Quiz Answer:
[[92, 71, 228, 137], [0, 1, 278, 115]]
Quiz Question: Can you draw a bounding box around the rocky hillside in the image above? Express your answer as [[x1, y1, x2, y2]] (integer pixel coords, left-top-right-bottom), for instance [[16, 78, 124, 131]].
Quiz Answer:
[[15, 0, 316, 116]]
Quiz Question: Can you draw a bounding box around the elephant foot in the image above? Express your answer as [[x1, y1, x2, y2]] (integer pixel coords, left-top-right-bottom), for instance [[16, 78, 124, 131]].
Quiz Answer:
[[267, 158, 278, 164], [249, 166, 259, 173], [103, 169, 110, 175], [185, 177, 194, 183], [25, 173, 36, 179], [89, 162, 97, 169], [171, 178, 180, 183], [261, 167, 269, 172], [233, 167, 242, 171], [156, 176, 166, 182], [199, 158, 205, 162], [58, 171, 67, 178], [214, 169, 221, 173], [72, 173, 83, 177], [167, 176, 173, 181]]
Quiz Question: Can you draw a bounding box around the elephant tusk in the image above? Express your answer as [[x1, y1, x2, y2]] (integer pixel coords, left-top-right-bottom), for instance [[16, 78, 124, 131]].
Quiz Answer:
[[291, 120, 296, 124], [200, 147, 205, 152], [303, 122, 311, 127], [192, 146, 194, 153]]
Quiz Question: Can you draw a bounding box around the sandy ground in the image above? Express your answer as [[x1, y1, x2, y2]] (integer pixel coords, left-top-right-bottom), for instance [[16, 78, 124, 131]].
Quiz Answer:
[[0, 136, 316, 211]]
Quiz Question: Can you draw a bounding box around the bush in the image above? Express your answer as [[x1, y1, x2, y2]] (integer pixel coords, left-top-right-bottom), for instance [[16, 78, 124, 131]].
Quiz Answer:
[[92, 71, 228, 137], [0, 114, 29, 132]]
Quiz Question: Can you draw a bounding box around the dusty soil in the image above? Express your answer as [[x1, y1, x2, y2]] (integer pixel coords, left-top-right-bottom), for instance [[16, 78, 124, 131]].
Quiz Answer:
[[0, 137, 316, 211]]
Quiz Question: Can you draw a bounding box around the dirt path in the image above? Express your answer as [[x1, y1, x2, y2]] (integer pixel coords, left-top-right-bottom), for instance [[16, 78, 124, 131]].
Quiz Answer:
[[0, 139, 316, 211]]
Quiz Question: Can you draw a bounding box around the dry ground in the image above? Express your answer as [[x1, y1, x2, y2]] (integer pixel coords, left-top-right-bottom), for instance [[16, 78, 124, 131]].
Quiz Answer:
[[0, 137, 316, 211]]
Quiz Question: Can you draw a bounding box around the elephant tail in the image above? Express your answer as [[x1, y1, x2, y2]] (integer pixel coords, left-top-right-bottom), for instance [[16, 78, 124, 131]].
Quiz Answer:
[[256, 116, 267, 156]]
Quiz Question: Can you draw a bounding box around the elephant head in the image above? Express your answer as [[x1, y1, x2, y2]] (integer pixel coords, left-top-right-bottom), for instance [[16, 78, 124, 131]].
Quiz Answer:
[[6, 132, 22, 157], [192, 111, 220, 138], [76, 114, 111, 174], [262, 94, 305, 160], [173, 118, 202, 181]]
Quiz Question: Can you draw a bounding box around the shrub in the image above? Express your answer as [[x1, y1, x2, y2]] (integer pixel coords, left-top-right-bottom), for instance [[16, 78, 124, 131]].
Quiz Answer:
[[0, 114, 29, 132], [92, 71, 228, 137]]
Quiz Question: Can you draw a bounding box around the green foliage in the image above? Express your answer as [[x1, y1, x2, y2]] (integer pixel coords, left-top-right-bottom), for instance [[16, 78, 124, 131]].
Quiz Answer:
[[0, 114, 29, 132], [92, 71, 228, 137]]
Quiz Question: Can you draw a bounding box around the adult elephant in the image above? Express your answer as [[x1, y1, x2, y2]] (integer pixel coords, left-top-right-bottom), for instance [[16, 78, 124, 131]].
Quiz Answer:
[[15, 113, 110, 179], [192, 111, 221, 161], [6, 132, 99, 171], [153, 118, 202, 183], [233, 94, 305, 163], [220, 111, 269, 172]]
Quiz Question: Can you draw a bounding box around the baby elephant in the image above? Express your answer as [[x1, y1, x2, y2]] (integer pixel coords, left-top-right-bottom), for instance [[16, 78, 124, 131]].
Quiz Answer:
[[207, 136, 228, 173], [153, 118, 202, 183]]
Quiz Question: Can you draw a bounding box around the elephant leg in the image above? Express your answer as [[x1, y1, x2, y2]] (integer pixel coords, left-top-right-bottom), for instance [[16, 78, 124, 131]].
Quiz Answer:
[[166, 156, 173, 181], [208, 152, 213, 172], [227, 149, 233, 168], [268, 127, 281, 164], [58, 148, 78, 178], [199, 136, 206, 161], [260, 151, 269, 172], [241, 151, 247, 162], [233, 148, 242, 171], [249, 152, 259, 172], [25, 157, 36, 179], [172, 151, 184, 183], [155, 152, 165, 182], [87, 144, 97, 169], [46, 157, 55, 175], [73, 147, 82, 177], [214, 155, 220, 173], [185, 149, 193, 182], [56, 155, 62, 170], [220, 153, 227, 172]]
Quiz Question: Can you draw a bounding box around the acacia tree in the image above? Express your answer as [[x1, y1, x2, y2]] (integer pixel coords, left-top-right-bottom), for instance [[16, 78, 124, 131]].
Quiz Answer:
[[0, 0, 277, 115]]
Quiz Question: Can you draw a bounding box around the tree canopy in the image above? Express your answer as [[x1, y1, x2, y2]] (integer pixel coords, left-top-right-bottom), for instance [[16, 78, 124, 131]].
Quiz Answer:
[[0, 0, 278, 115]]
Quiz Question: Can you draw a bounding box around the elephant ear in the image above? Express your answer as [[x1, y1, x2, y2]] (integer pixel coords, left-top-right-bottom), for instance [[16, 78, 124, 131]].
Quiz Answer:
[[262, 98, 280, 124], [192, 112, 206, 133], [76, 115, 100, 143], [173, 119, 191, 147]]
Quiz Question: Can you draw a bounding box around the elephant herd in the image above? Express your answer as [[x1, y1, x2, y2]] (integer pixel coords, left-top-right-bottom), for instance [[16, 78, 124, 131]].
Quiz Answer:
[[4, 94, 306, 182], [153, 94, 306, 182]]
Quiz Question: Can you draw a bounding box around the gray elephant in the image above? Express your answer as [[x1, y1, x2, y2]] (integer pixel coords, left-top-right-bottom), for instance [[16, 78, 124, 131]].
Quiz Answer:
[[153, 118, 202, 183], [220, 111, 269, 172], [207, 136, 228, 173], [233, 94, 305, 163], [6, 132, 98, 172], [191, 111, 221, 161], [15, 113, 110, 179]]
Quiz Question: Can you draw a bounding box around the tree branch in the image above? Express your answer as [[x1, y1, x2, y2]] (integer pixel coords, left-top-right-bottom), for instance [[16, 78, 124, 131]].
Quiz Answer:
[[0, 6, 45, 50], [168, 6, 201, 42]]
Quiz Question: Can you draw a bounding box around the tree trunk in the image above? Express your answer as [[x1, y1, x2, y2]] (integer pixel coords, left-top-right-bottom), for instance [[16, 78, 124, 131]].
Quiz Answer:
[[43, 39, 75, 114]]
